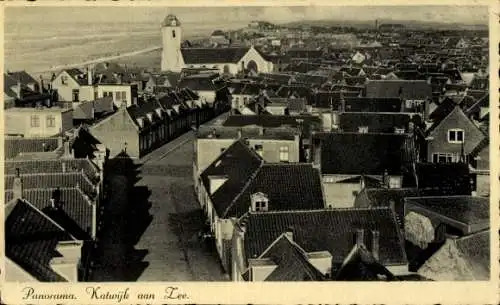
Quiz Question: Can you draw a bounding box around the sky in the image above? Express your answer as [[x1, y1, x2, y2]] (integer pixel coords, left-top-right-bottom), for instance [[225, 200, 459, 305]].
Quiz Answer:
[[6, 6, 489, 25]]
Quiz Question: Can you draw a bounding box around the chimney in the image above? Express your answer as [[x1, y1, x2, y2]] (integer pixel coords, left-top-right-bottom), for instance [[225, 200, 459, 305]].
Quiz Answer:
[[63, 139, 71, 157], [52, 187, 61, 209], [62, 162, 66, 173], [87, 66, 93, 86], [383, 169, 390, 188], [371, 230, 380, 261], [356, 229, 364, 247], [285, 227, 294, 241], [259, 126, 264, 136], [237, 129, 242, 139], [58, 136, 63, 148], [16, 80, 22, 99], [13, 168, 23, 199], [39, 76, 44, 94]]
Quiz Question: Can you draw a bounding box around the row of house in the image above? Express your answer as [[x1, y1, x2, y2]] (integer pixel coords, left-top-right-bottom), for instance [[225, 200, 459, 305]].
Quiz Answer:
[[4, 130, 108, 282]]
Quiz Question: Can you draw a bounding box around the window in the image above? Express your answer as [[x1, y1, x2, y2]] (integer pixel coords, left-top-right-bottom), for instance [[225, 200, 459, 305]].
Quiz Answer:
[[255, 201, 267, 212], [72, 89, 79, 102], [279, 146, 289, 162], [61, 76, 68, 85], [389, 177, 401, 189], [115, 91, 121, 101], [254, 144, 263, 157], [394, 127, 405, 134], [448, 129, 464, 143], [358, 126, 369, 133], [432, 152, 460, 163], [172, 30, 176, 38], [30, 115, 40, 127], [46, 115, 56, 128]]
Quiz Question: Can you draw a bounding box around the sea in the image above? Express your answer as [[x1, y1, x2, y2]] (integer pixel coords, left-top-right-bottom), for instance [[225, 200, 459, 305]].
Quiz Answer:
[[5, 19, 248, 75]]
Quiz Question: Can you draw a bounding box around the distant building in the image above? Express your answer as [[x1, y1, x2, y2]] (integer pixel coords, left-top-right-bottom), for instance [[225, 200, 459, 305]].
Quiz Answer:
[[160, 15, 273, 74], [5, 106, 73, 137]]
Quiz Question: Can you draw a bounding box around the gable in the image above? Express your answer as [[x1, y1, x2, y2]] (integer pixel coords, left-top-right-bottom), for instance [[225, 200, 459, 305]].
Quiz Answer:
[[428, 107, 486, 151], [52, 70, 81, 88]]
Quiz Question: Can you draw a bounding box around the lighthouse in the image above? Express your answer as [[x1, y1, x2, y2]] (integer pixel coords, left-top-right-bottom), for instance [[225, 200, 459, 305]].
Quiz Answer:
[[161, 14, 184, 72]]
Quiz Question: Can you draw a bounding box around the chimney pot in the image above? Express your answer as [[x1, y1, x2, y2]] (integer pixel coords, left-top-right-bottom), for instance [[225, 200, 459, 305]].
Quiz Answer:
[[13, 168, 23, 199], [285, 227, 294, 241]]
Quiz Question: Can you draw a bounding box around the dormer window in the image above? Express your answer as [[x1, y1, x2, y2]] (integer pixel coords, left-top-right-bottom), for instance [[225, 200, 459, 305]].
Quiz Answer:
[[448, 129, 464, 143], [250, 192, 269, 212], [394, 127, 405, 134], [358, 126, 369, 133], [155, 108, 163, 118], [136, 117, 144, 128]]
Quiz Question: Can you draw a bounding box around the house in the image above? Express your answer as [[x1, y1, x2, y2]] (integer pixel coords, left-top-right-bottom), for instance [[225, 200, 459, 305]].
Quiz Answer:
[[89, 101, 164, 158], [404, 196, 489, 248], [365, 80, 432, 115], [144, 72, 181, 94], [160, 15, 272, 73], [210, 30, 230, 45], [5, 106, 73, 137], [231, 207, 409, 281], [425, 105, 487, 164], [337, 112, 423, 134], [418, 230, 489, 281], [342, 97, 404, 113], [4, 72, 53, 109], [51, 67, 139, 107], [51, 68, 96, 102], [5, 199, 83, 282], [72, 96, 115, 125], [196, 139, 325, 271], [310, 132, 416, 208], [177, 73, 230, 107], [4, 156, 104, 241], [194, 125, 301, 181]]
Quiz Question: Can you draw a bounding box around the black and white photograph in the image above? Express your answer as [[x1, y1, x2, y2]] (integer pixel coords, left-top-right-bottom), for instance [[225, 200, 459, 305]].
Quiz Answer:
[[2, 2, 494, 292]]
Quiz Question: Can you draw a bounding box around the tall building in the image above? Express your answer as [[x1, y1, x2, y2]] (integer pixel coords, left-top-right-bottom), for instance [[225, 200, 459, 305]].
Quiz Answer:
[[161, 14, 184, 72]]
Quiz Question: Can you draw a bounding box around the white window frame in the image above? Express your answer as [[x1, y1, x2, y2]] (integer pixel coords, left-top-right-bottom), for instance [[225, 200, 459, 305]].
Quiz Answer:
[[358, 126, 369, 133], [30, 115, 40, 127], [389, 177, 401, 189], [46, 115, 56, 128], [448, 129, 464, 143], [279, 146, 289, 162], [432, 152, 460, 163]]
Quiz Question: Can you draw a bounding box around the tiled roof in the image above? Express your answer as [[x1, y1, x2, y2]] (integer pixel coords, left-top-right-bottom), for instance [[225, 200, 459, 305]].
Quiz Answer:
[[5, 172, 97, 199], [181, 47, 249, 64], [258, 73, 293, 84], [405, 196, 489, 228], [429, 98, 458, 123], [365, 80, 432, 100], [275, 85, 313, 99], [241, 207, 407, 265], [225, 163, 325, 218], [287, 98, 307, 113], [177, 75, 220, 92], [126, 100, 164, 129], [414, 163, 471, 195], [5, 158, 99, 180], [92, 96, 115, 114], [5, 137, 60, 160], [454, 230, 489, 279], [5, 188, 94, 240], [314, 132, 413, 175], [344, 97, 403, 112], [353, 188, 454, 227], [339, 112, 422, 133], [312, 91, 360, 109], [73, 101, 94, 120], [5, 199, 74, 282], [64, 68, 89, 86], [335, 244, 397, 281], [201, 140, 263, 217], [286, 49, 323, 59], [465, 93, 489, 116], [260, 234, 325, 281], [222, 114, 321, 137]]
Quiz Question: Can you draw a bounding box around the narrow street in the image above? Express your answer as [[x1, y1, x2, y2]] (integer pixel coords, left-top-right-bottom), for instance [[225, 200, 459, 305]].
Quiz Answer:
[[90, 114, 229, 281]]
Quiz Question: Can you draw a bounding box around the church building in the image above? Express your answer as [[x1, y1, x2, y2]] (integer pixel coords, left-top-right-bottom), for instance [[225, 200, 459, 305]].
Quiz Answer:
[[160, 15, 273, 74]]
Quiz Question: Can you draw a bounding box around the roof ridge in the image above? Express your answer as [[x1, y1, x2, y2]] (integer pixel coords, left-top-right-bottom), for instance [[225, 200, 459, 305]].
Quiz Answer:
[[248, 206, 392, 215], [6, 186, 82, 192], [5, 172, 85, 177], [17, 198, 78, 241], [222, 161, 264, 217]]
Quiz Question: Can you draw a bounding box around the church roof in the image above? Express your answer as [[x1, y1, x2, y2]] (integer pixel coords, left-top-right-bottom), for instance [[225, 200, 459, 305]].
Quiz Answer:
[[181, 47, 250, 65]]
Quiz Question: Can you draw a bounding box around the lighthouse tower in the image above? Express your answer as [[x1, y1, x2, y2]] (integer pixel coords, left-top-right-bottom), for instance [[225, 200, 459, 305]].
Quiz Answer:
[[161, 14, 184, 72]]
